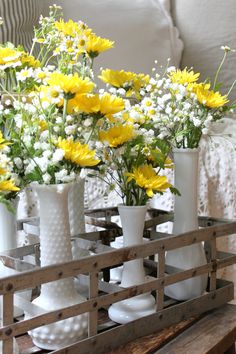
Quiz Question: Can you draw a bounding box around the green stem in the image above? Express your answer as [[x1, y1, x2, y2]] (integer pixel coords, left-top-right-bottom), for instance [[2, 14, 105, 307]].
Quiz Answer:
[[62, 97, 68, 138], [213, 50, 227, 91]]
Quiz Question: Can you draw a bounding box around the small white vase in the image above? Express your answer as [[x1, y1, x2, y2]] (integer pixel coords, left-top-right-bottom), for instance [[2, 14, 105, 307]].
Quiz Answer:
[[108, 205, 156, 324], [0, 199, 31, 318], [0, 200, 17, 252], [165, 148, 208, 300], [26, 183, 88, 350]]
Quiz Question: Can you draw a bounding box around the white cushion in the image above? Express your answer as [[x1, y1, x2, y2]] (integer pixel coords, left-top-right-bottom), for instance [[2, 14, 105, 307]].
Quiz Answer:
[[43, 0, 183, 74], [171, 0, 236, 99]]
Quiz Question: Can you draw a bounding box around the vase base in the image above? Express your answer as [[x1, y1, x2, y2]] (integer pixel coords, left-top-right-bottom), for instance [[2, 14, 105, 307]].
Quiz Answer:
[[108, 293, 156, 324], [164, 275, 208, 301], [28, 312, 88, 350]]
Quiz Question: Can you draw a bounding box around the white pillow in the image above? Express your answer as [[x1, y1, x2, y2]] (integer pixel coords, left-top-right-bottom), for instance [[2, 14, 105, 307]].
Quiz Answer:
[[0, 0, 43, 52], [43, 0, 183, 75], [171, 0, 236, 100]]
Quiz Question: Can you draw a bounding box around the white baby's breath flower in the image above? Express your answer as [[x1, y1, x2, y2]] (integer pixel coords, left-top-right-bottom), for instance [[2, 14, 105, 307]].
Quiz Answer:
[[66, 115, 73, 123], [42, 173, 51, 184], [117, 88, 126, 96], [13, 157, 23, 169], [84, 118, 92, 127], [202, 128, 209, 135], [52, 149, 65, 163], [55, 169, 68, 183], [65, 124, 77, 135]]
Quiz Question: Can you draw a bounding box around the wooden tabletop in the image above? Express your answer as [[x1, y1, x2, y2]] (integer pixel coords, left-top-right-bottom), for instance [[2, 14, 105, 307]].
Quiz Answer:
[[16, 304, 236, 354]]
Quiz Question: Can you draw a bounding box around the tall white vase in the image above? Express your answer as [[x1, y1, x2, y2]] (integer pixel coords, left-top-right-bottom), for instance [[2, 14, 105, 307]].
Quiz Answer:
[[68, 178, 85, 236], [165, 148, 208, 300], [27, 183, 88, 350], [108, 205, 156, 324]]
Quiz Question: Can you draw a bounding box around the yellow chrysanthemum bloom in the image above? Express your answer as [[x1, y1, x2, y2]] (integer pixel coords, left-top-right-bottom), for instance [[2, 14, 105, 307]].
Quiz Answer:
[[86, 34, 114, 58], [57, 138, 100, 167], [99, 125, 135, 148], [0, 167, 6, 175], [21, 54, 40, 68], [54, 19, 81, 37], [192, 83, 229, 108], [0, 179, 20, 193], [99, 69, 137, 88], [99, 69, 149, 97], [47, 73, 94, 95], [72, 93, 125, 118], [0, 132, 10, 150], [0, 47, 22, 67], [125, 164, 171, 198], [38, 120, 48, 132], [147, 149, 174, 169], [169, 68, 200, 85]]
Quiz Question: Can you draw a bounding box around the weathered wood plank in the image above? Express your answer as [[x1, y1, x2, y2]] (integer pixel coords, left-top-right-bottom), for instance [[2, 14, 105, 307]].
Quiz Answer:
[[88, 272, 98, 337], [2, 293, 14, 354], [155, 304, 236, 354], [209, 234, 217, 292], [157, 251, 165, 310]]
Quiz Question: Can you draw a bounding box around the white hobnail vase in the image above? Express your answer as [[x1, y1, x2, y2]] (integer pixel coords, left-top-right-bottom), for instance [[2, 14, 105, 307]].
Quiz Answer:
[[165, 148, 208, 300], [108, 204, 156, 324], [26, 183, 88, 350], [68, 178, 86, 236]]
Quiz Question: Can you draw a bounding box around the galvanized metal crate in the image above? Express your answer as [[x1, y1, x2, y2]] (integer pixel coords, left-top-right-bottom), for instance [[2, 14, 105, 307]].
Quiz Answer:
[[0, 208, 236, 353]]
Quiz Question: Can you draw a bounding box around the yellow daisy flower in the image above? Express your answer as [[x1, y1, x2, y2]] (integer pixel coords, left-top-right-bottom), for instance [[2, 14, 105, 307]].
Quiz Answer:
[[86, 34, 114, 58], [0, 179, 20, 193], [99, 125, 135, 148], [169, 68, 200, 85], [47, 72, 94, 96], [57, 138, 100, 167], [125, 164, 171, 197], [192, 83, 229, 108]]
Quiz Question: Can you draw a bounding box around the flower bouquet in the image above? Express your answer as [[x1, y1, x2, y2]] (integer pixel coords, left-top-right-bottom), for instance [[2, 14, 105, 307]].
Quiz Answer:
[[0, 5, 129, 349]]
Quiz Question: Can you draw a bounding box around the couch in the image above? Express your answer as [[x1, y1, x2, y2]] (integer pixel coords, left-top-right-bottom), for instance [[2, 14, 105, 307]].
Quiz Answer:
[[1, 0, 236, 295]]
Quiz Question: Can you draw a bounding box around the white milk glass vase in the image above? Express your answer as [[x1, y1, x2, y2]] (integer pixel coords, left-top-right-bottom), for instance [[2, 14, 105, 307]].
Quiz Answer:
[[108, 204, 156, 324], [27, 183, 88, 350], [68, 178, 85, 236], [165, 148, 208, 300], [0, 199, 18, 252], [69, 178, 90, 259], [0, 198, 31, 318]]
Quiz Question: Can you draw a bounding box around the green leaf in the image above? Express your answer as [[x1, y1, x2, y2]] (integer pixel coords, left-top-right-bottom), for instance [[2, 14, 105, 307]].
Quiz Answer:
[[170, 186, 181, 196]]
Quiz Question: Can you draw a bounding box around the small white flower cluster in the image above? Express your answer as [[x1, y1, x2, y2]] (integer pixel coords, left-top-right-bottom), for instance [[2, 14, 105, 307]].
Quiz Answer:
[[137, 73, 223, 148]]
